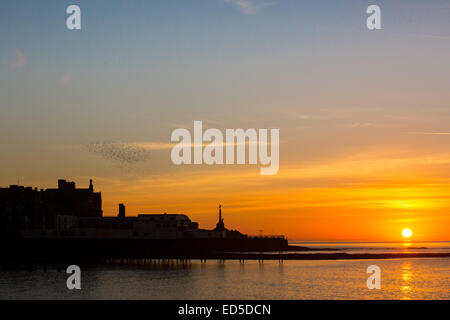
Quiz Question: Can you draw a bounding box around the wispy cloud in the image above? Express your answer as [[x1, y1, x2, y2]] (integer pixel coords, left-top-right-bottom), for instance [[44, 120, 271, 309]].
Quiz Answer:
[[129, 142, 175, 150], [11, 49, 26, 68], [387, 31, 450, 41], [408, 132, 450, 135], [224, 0, 275, 15]]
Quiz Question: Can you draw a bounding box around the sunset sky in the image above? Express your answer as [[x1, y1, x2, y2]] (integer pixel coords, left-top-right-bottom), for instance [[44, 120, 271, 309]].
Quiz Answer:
[[1, 0, 450, 241]]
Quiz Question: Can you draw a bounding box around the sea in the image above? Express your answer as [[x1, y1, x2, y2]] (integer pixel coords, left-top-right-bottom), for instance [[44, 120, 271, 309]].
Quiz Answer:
[[0, 241, 449, 300]]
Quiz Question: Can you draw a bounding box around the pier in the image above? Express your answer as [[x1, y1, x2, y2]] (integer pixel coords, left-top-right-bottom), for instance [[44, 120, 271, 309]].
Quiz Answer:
[[3, 251, 450, 271]]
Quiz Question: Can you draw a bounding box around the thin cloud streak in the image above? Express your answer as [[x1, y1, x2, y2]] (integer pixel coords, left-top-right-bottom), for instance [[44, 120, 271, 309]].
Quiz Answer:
[[408, 132, 450, 135], [78, 139, 270, 154]]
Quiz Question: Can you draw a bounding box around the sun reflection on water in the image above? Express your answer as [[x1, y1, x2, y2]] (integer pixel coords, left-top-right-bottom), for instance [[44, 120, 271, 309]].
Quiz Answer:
[[401, 242, 411, 254], [400, 261, 413, 299]]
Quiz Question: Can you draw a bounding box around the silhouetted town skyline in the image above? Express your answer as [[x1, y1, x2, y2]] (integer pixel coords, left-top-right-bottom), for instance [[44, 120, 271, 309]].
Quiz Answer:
[[1, 179, 289, 260], [0, 179, 249, 240]]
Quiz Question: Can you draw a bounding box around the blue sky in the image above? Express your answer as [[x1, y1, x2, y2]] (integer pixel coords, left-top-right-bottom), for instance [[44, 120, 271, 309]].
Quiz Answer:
[[1, 0, 450, 173], [1, 0, 449, 171]]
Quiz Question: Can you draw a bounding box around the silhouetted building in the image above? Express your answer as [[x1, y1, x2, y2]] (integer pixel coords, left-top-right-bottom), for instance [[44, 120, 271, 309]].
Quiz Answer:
[[0, 185, 43, 236], [0, 179, 102, 236], [43, 179, 102, 223]]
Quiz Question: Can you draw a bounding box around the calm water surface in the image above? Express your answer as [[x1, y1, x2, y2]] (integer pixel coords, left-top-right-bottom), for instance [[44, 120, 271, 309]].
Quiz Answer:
[[1, 258, 449, 299], [1, 242, 449, 300]]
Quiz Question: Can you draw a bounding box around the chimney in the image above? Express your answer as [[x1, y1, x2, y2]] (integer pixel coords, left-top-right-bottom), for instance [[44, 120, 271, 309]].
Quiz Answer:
[[118, 204, 125, 218], [89, 179, 93, 191]]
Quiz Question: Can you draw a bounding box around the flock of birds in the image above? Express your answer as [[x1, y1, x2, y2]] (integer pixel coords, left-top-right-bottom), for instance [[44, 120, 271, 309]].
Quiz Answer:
[[84, 141, 151, 165]]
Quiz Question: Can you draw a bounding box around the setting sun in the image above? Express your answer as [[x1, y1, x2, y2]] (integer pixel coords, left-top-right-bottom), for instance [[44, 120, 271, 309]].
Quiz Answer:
[[402, 228, 413, 238]]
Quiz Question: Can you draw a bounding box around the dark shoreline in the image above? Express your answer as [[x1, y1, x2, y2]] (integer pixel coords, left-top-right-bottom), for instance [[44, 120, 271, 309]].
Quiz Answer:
[[214, 252, 450, 260], [287, 245, 341, 251]]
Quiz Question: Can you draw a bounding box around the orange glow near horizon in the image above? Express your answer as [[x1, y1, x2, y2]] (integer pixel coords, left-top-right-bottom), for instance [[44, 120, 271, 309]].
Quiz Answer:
[[91, 149, 450, 242]]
